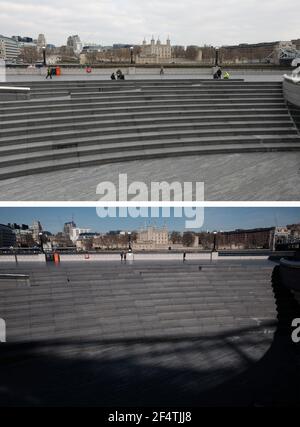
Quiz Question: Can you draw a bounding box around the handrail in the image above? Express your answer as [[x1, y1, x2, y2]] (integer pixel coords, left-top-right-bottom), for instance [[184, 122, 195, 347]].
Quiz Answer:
[[0, 86, 30, 92]]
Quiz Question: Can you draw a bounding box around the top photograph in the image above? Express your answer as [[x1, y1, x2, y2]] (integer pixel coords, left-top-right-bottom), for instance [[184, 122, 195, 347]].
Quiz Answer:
[[0, 0, 299, 201]]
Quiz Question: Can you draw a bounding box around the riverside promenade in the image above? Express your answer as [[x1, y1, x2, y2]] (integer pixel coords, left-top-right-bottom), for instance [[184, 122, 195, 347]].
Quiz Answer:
[[3, 66, 289, 82]]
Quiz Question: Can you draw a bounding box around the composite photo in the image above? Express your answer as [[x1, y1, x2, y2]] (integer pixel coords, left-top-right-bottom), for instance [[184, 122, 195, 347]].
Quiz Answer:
[[1, 0, 300, 413]]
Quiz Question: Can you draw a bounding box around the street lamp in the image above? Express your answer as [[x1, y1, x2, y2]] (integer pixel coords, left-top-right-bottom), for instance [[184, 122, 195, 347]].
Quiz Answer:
[[42, 46, 46, 67], [215, 46, 219, 67], [130, 46, 134, 65], [212, 231, 218, 252], [39, 232, 44, 253], [10, 246, 18, 264], [128, 232, 132, 252]]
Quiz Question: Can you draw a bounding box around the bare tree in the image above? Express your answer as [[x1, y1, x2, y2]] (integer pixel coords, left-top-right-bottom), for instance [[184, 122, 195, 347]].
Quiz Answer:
[[170, 231, 182, 244], [185, 46, 200, 61], [172, 46, 185, 58], [182, 232, 195, 247], [18, 46, 40, 64]]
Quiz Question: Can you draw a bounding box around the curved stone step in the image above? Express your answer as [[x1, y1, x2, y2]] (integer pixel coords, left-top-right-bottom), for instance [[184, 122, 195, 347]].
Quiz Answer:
[[0, 125, 297, 146], [0, 119, 294, 138], [0, 112, 291, 129], [0, 106, 289, 123], [0, 137, 299, 180], [70, 89, 283, 98], [0, 99, 286, 116], [0, 133, 299, 165]]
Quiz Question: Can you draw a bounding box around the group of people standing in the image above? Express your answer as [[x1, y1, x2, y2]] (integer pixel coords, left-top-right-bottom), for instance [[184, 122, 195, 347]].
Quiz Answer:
[[213, 66, 230, 80], [111, 69, 125, 80]]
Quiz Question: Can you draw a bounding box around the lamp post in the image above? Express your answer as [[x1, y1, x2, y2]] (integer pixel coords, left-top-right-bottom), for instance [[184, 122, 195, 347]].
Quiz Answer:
[[42, 46, 46, 67], [39, 232, 44, 253], [212, 231, 218, 252], [215, 46, 219, 67], [130, 46, 134, 65], [10, 246, 18, 264], [128, 232, 132, 252]]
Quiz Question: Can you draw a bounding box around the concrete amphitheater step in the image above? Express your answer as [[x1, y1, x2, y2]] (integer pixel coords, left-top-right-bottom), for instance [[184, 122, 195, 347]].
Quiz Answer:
[[0, 116, 293, 135], [0, 262, 276, 338], [0, 112, 292, 130], [2, 79, 278, 89], [0, 132, 298, 160], [0, 119, 295, 138], [69, 94, 285, 104], [0, 107, 289, 123], [24, 88, 284, 99], [0, 80, 297, 181], [0, 89, 284, 105], [0, 136, 299, 180], [0, 99, 287, 117], [0, 125, 297, 146], [69, 87, 283, 95]]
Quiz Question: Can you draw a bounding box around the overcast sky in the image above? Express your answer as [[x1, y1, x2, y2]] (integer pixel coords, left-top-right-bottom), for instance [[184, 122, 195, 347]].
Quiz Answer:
[[0, 0, 299, 47]]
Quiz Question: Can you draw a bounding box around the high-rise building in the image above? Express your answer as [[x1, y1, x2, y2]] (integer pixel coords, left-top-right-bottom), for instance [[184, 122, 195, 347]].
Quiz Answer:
[[67, 35, 82, 55], [0, 224, 16, 247], [64, 221, 76, 237], [0, 35, 20, 62], [37, 34, 46, 49], [31, 220, 43, 243]]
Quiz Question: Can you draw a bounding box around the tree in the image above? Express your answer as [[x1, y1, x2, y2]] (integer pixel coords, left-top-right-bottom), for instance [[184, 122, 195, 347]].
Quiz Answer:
[[170, 231, 182, 244], [58, 46, 79, 64], [18, 46, 40, 64], [85, 51, 98, 65], [185, 46, 200, 61], [182, 232, 195, 247], [172, 46, 185, 58]]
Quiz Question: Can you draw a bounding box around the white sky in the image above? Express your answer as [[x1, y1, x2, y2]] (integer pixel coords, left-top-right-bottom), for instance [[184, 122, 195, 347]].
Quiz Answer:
[[0, 0, 299, 46]]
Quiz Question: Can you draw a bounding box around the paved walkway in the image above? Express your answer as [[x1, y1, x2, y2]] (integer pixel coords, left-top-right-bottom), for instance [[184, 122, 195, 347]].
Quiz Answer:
[[4, 72, 285, 83], [1, 152, 299, 201]]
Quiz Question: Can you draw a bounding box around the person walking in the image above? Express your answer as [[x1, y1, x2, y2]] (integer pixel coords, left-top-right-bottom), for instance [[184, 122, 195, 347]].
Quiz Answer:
[[217, 67, 222, 79], [124, 252, 127, 263], [120, 251, 124, 262], [183, 252, 186, 263], [160, 66, 164, 76], [46, 67, 52, 80]]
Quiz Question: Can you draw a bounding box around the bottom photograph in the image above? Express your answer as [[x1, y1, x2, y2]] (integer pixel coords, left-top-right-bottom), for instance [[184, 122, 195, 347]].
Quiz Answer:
[[0, 206, 300, 408]]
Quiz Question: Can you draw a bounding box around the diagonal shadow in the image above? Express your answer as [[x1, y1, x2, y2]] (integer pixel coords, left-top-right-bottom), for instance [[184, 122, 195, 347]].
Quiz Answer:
[[0, 265, 299, 407]]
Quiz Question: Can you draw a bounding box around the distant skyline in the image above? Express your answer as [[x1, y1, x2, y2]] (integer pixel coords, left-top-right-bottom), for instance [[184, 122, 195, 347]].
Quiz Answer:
[[0, 0, 299, 47], [0, 207, 299, 233]]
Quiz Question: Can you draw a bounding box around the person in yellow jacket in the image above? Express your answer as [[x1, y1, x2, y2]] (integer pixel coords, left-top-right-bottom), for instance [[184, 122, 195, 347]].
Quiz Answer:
[[224, 71, 230, 80]]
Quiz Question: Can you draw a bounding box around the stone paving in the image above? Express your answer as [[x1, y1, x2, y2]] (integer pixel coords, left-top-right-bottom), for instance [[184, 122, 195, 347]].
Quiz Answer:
[[1, 151, 299, 201], [0, 260, 299, 406]]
